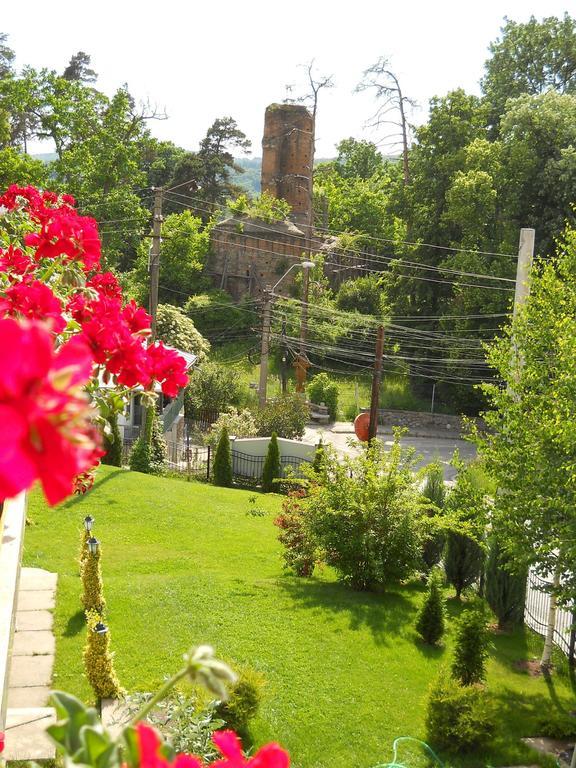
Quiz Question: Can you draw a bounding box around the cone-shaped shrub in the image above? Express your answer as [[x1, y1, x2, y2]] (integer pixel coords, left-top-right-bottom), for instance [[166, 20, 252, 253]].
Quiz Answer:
[[213, 426, 233, 487], [485, 537, 526, 629], [451, 603, 490, 686], [101, 412, 122, 467], [81, 543, 106, 615], [262, 432, 281, 493], [416, 570, 445, 645], [421, 463, 446, 571], [79, 528, 90, 569], [83, 610, 122, 700]]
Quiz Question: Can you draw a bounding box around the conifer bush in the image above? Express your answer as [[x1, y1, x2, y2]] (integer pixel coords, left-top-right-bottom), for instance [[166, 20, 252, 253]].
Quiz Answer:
[[485, 537, 526, 629], [451, 604, 490, 686], [421, 463, 446, 571], [101, 412, 122, 467], [83, 610, 123, 700], [262, 432, 281, 493], [426, 676, 495, 753], [216, 666, 264, 735], [415, 570, 445, 645], [81, 541, 106, 615], [213, 427, 233, 487]]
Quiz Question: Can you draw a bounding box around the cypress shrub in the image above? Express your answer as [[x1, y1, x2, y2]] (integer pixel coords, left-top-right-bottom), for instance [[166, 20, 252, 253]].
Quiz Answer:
[[129, 437, 153, 474], [451, 604, 490, 686], [485, 537, 526, 629], [444, 531, 485, 599], [83, 610, 122, 700], [421, 463, 446, 571], [81, 542, 106, 615], [426, 676, 495, 753], [416, 570, 445, 645], [150, 406, 167, 468], [101, 412, 122, 467], [262, 432, 281, 493], [213, 427, 233, 487]]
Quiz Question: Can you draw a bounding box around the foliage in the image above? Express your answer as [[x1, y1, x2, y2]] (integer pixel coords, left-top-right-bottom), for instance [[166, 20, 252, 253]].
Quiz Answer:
[[101, 412, 122, 467], [421, 463, 446, 571], [216, 666, 265, 735], [186, 362, 246, 416], [274, 490, 317, 576], [535, 709, 576, 739], [475, 226, 576, 606], [63, 51, 98, 83], [307, 373, 339, 420], [156, 304, 210, 362], [426, 676, 495, 754], [213, 427, 233, 487], [81, 542, 106, 615], [0, 146, 49, 189], [415, 570, 445, 645], [335, 274, 387, 317], [451, 603, 490, 686], [302, 436, 425, 590], [485, 537, 527, 629], [129, 408, 165, 475], [262, 432, 281, 493], [150, 407, 168, 468], [228, 191, 291, 223], [83, 609, 123, 700], [184, 290, 254, 340], [129, 437, 154, 475], [206, 408, 258, 447], [256, 395, 309, 440], [443, 461, 487, 599]]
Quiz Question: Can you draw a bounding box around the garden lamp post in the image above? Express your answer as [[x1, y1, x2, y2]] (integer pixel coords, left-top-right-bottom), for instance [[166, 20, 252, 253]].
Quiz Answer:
[[83, 515, 94, 532], [258, 260, 315, 409], [93, 621, 108, 634], [87, 537, 99, 555]]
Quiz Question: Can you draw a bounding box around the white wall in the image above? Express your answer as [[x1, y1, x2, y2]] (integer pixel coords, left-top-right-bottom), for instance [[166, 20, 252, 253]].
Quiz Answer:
[[230, 437, 316, 461]]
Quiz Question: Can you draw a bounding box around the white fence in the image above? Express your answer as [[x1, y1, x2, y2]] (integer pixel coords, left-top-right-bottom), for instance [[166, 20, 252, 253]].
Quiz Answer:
[[524, 568, 575, 660]]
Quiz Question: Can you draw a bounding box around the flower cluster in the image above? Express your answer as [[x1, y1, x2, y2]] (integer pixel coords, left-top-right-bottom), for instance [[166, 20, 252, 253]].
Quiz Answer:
[[0, 185, 190, 505], [136, 724, 289, 768]]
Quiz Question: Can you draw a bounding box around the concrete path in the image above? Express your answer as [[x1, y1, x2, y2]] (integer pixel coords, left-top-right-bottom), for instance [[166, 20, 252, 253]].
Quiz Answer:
[[4, 567, 57, 761]]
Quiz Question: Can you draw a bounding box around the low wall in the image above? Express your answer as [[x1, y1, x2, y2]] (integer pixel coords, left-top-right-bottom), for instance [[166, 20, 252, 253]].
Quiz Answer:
[[230, 437, 316, 461], [359, 408, 483, 436]]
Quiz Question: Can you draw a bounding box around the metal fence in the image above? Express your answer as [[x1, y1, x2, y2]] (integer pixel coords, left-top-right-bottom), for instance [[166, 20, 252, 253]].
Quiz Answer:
[[231, 451, 311, 483], [525, 569, 576, 661]]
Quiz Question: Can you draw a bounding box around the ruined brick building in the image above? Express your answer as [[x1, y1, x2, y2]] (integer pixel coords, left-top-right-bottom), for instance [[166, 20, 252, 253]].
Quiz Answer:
[[207, 104, 314, 299]]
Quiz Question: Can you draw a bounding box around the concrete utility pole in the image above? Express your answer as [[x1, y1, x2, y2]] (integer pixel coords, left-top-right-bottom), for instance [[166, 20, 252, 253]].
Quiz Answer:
[[513, 228, 535, 321], [258, 288, 273, 409], [368, 325, 385, 442], [295, 263, 312, 393], [149, 187, 164, 341]]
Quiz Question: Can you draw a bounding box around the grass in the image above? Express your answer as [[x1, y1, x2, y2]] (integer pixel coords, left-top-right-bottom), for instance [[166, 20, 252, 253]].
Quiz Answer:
[[212, 340, 432, 420], [23, 466, 573, 768]]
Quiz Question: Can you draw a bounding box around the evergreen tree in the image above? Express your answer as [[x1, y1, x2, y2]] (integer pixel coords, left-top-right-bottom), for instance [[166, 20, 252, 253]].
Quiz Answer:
[[444, 531, 485, 599], [415, 570, 445, 645], [451, 604, 490, 686], [101, 412, 122, 467], [421, 463, 446, 571], [150, 406, 167, 468], [262, 432, 281, 493], [213, 427, 233, 487], [485, 537, 526, 629]]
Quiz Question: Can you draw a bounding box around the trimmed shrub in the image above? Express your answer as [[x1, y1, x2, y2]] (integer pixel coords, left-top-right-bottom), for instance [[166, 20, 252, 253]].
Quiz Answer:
[[415, 570, 445, 645], [421, 463, 446, 571], [451, 604, 490, 686], [274, 490, 316, 576], [215, 667, 264, 735], [426, 676, 495, 754], [83, 609, 123, 700], [262, 433, 281, 493], [101, 412, 122, 467], [485, 537, 526, 629], [444, 532, 485, 599], [256, 395, 309, 440], [213, 427, 233, 487], [81, 543, 106, 615], [129, 437, 153, 474], [307, 373, 339, 421]]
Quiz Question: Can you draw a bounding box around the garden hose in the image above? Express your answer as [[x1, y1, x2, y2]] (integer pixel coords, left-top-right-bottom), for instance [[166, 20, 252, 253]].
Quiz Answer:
[[372, 736, 444, 768]]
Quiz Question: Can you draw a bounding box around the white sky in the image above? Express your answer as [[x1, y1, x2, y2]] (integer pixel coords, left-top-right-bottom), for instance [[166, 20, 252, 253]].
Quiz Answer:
[[2, 0, 573, 157]]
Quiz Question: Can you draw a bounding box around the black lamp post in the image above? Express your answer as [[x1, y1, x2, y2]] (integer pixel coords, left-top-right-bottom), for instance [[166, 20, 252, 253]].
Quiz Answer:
[[93, 621, 108, 634], [84, 515, 94, 532], [87, 537, 99, 555]]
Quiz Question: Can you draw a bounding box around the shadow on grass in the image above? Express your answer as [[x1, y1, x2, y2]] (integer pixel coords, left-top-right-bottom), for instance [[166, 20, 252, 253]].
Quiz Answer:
[[277, 576, 418, 645], [63, 609, 86, 638], [58, 468, 126, 511], [491, 684, 569, 737]]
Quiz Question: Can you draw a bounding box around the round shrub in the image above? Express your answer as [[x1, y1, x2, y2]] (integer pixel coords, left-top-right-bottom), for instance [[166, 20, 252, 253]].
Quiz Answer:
[[216, 667, 264, 735], [307, 373, 339, 421], [426, 676, 495, 754]]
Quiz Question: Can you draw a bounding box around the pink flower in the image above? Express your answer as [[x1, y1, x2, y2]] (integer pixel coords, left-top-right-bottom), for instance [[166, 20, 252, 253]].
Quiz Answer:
[[87, 272, 123, 300], [24, 208, 101, 271], [0, 318, 102, 505], [146, 342, 189, 397], [0, 246, 35, 278], [0, 279, 66, 333], [136, 723, 202, 768]]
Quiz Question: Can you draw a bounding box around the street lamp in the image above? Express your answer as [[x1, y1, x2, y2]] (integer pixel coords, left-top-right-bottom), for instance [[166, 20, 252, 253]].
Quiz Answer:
[[93, 621, 108, 635], [259, 261, 315, 409], [87, 537, 99, 555], [83, 515, 94, 532]]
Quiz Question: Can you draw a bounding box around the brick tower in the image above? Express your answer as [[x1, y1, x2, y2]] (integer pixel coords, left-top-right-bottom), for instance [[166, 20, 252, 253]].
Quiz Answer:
[[261, 103, 314, 230]]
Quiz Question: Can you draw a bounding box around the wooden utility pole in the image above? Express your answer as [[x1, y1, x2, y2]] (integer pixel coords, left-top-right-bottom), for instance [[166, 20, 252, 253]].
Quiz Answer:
[[258, 288, 272, 409], [368, 326, 385, 441], [149, 187, 164, 341], [295, 263, 312, 393]]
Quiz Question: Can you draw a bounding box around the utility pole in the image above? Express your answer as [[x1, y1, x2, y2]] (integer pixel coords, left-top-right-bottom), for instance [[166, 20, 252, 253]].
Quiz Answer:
[[295, 263, 312, 393], [149, 187, 164, 341], [368, 325, 385, 442], [258, 288, 272, 409], [280, 316, 288, 395], [513, 228, 535, 321]]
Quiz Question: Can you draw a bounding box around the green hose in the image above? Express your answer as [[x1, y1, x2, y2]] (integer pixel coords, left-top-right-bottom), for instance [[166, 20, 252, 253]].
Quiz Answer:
[[372, 736, 445, 768]]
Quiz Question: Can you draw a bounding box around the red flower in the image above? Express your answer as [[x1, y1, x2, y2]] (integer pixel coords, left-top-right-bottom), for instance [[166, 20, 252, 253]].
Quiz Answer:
[[87, 271, 123, 300], [24, 208, 101, 271], [136, 723, 202, 768], [0, 246, 35, 278], [146, 342, 189, 397], [0, 184, 42, 211], [122, 300, 152, 335], [0, 318, 102, 505], [0, 280, 66, 333]]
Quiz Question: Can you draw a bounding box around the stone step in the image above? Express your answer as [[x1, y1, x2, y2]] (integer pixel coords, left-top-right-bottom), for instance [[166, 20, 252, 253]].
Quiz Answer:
[[4, 707, 56, 761]]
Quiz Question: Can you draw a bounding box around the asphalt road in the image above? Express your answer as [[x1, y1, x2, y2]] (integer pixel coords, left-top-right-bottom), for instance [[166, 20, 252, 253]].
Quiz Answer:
[[303, 423, 477, 481]]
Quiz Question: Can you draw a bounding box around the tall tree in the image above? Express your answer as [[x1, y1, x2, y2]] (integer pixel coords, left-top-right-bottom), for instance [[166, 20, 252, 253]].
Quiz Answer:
[[62, 51, 98, 83], [356, 57, 416, 185], [0, 32, 15, 79]]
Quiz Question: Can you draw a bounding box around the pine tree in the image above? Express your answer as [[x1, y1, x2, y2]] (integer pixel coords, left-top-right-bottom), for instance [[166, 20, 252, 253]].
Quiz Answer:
[[262, 432, 281, 493], [451, 604, 490, 686], [150, 406, 167, 468], [213, 427, 233, 487], [421, 463, 446, 571], [485, 537, 526, 629], [444, 532, 485, 599], [415, 570, 445, 645]]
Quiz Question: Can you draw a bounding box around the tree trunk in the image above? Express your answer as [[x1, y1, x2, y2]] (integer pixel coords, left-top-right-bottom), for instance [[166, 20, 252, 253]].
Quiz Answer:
[[540, 567, 561, 671]]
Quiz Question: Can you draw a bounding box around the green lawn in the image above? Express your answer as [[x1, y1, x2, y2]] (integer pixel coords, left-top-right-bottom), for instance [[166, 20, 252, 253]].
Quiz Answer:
[[23, 466, 572, 768]]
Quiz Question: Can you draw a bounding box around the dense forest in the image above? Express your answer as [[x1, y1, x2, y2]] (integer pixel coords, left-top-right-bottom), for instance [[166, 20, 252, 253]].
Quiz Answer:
[[2, 14, 576, 413]]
